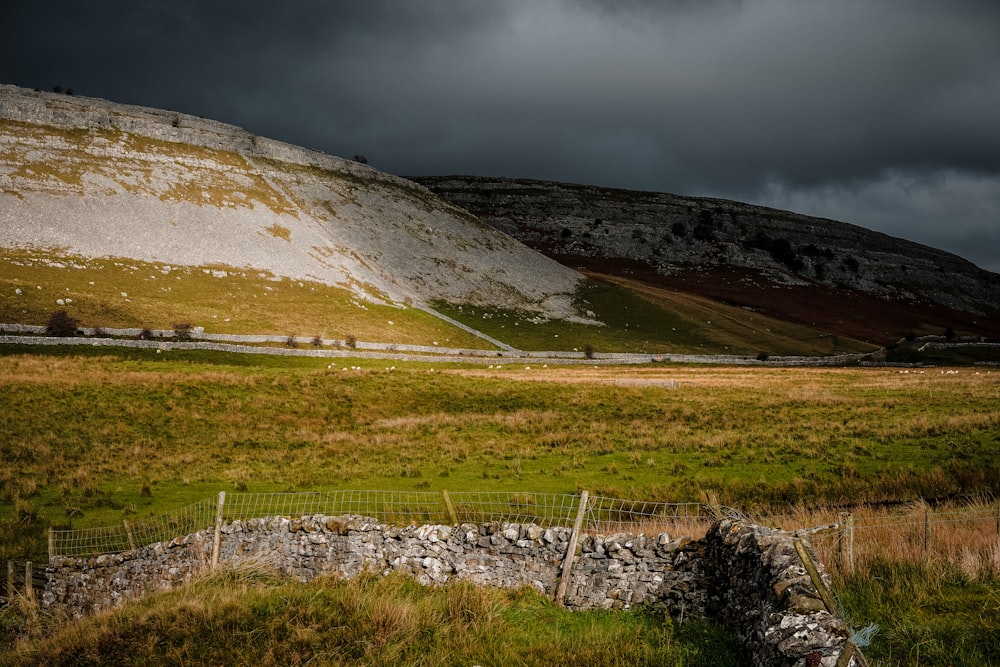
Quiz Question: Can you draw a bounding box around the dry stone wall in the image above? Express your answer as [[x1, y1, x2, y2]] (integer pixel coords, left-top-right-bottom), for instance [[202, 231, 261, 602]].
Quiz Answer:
[[44, 516, 864, 666], [705, 521, 861, 666]]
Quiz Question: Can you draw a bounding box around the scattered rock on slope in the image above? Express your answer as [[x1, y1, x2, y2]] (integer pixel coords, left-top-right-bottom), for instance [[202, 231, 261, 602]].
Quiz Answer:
[[0, 85, 586, 320]]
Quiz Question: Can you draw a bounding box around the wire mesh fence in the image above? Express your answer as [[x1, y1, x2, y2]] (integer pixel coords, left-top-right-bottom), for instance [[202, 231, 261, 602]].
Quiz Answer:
[[223, 492, 327, 523], [449, 491, 584, 526], [585, 497, 709, 534], [50, 524, 133, 559], [46, 489, 1000, 573], [790, 502, 1000, 578], [319, 490, 454, 525], [51, 497, 217, 558], [49, 490, 715, 558]]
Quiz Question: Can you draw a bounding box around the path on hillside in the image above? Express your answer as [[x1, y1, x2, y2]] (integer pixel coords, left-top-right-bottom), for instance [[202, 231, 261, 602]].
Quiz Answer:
[[412, 304, 518, 352]]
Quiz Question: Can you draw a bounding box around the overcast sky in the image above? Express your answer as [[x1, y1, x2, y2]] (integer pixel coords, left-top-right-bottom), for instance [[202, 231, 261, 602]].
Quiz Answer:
[[6, 0, 1000, 272]]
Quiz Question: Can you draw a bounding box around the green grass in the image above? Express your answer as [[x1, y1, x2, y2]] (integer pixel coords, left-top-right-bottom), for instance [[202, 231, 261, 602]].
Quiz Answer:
[[2, 346, 998, 563], [837, 560, 1000, 666], [0, 569, 745, 666], [433, 275, 873, 355]]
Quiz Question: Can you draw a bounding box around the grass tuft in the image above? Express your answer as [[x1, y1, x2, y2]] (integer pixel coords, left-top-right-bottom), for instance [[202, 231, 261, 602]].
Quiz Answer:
[[0, 570, 743, 666]]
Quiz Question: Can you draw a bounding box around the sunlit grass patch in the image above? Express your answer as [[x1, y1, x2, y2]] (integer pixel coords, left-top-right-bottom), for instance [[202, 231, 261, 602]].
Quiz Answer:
[[0, 247, 490, 348], [0, 569, 744, 666]]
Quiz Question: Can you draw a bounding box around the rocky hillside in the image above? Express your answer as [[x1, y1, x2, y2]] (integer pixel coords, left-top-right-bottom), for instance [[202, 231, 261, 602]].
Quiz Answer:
[[0, 86, 585, 321], [417, 176, 1000, 343]]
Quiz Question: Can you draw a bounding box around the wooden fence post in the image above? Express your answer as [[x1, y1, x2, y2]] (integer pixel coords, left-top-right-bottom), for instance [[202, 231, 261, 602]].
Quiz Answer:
[[24, 561, 34, 602], [441, 489, 458, 525], [555, 490, 589, 607], [211, 491, 226, 570], [705, 491, 723, 521], [838, 513, 846, 570], [48, 528, 54, 562], [923, 506, 930, 556], [838, 512, 855, 574], [6, 560, 12, 600], [123, 520, 136, 551], [845, 513, 855, 575], [793, 539, 838, 613]]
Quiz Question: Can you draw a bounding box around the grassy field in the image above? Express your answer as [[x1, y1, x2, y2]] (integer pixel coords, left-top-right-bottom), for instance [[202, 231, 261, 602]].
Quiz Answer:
[[3, 247, 879, 357], [2, 347, 998, 542], [1, 346, 998, 665]]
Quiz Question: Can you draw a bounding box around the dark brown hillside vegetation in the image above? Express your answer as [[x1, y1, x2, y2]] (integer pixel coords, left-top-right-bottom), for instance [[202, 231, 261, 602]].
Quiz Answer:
[[651, 269, 1000, 347], [575, 258, 1000, 347]]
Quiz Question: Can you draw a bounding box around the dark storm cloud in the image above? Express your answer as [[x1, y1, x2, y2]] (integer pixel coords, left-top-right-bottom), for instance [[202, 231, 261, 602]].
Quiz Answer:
[[5, 0, 1000, 271]]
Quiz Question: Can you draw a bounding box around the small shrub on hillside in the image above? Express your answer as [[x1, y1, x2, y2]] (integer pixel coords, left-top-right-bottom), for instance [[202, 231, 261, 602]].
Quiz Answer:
[[16, 499, 38, 525], [756, 351, 769, 362], [345, 335, 358, 349], [692, 222, 716, 242], [45, 310, 78, 337], [584, 344, 595, 360], [285, 335, 298, 348], [311, 336, 323, 347], [745, 233, 803, 272], [172, 323, 193, 340]]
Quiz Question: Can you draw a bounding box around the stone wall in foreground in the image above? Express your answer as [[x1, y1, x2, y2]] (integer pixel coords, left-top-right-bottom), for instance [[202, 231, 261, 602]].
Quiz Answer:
[[44, 517, 864, 667]]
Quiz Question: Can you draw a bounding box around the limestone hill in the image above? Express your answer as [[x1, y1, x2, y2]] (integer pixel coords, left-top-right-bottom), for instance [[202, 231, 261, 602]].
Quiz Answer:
[[417, 176, 1000, 345], [4, 84, 994, 355], [0, 86, 584, 325]]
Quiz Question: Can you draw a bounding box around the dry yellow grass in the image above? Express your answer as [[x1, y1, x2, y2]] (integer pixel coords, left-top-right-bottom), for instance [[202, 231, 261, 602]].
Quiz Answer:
[[756, 499, 1000, 580]]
